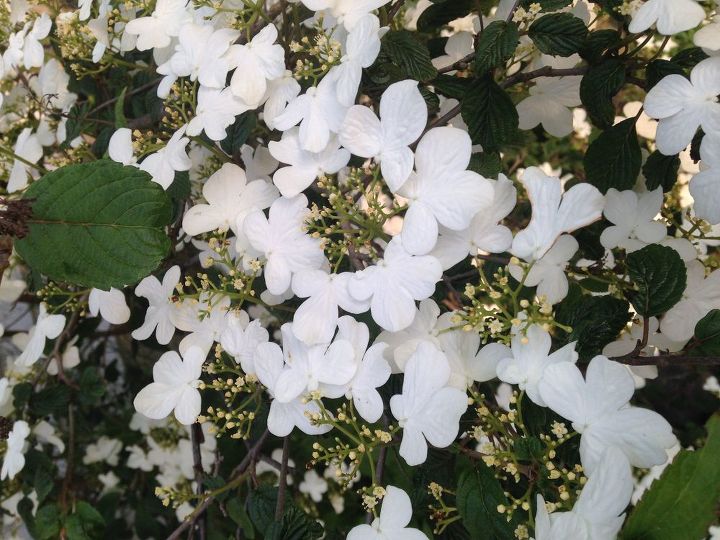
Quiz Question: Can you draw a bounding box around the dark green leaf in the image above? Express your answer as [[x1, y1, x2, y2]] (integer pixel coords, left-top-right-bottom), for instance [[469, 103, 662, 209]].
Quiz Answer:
[[66, 501, 106, 540], [623, 415, 720, 540], [474, 21, 519, 72], [521, 0, 572, 10], [417, 0, 474, 32], [555, 285, 631, 360], [432, 74, 473, 99], [13, 382, 32, 410], [580, 58, 625, 128], [690, 310, 720, 356], [15, 160, 172, 289], [456, 464, 515, 539], [265, 507, 323, 540], [34, 504, 62, 540], [579, 29, 621, 64], [469, 151, 502, 177], [646, 59, 685, 90], [671, 47, 709, 69], [79, 367, 106, 406], [528, 13, 588, 56], [584, 118, 641, 193], [227, 498, 255, 539], [30, 385, 70, 417], [381, 31, 438, 82], [642, 151, 680, 192], [627, 244, 686, 317], [220, 111, 257, 157], [247, 485, 278, 531], [461, 76, 518, 152], [35, 467, 55, 504]]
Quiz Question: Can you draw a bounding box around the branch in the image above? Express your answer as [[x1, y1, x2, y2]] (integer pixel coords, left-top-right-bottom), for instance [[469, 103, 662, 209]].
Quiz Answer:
[[190, 424, 207, 540], [612, 355, 720, 367], [274, 436, 290, 521]]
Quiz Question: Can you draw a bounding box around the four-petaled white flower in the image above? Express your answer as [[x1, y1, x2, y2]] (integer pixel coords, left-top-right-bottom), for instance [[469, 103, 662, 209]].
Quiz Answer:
[[1, 420, 30, 480], [349, 237, 442, 332], [390, 342, 468, 466], [16, 303, 66, 367], [511, 166, 604, 262], [243, 195, 326, 295], [269, 128, 350, 197], [182, 163, 278, 237], [628, 0, 705, 36], [496, 324, 578, 406], [219, 311, 269, 375], [340, 79, 428, 191], [538, 355, 677, 475], [334, 14, 383, 105], [186, 87, 251, 142], [134, 346, 206, 425], [690, 134, 720, 224], [643, 57, 720, 155], [600, 187, 666, 252], [88, 287, 131, 325], [124, 0, 191, 51], [347, 485, 427, 540], [132, 265, 181, 345], [300, 0, 391, 31], [139, 126, 192, 189], [517, 76, 582, 137]]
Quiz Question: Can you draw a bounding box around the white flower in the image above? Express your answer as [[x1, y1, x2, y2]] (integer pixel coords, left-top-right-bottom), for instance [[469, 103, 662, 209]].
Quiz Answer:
[[88, 287, 130, 325], [139, 126, 192, 189], [643, 57, 720, 155], [7, 127, 42, 193], [33, 59, 77, 112], [538, 355, 677, 475], [157, 23, 239, 94], [242, 144, 279, 183], [628, 0, 705, 35], [13, 14, 52, 69], [349, 237, 442, 332], [172, 293, 230, 355], [690, 134, 720, 224], [299, 470, 328, 502], [324, 316, 391, 422], [517, 76, 582, 137], [132, 265, 181, 345], [263, 72, 302, 131], [334, 14, 382, 105], [347, 485, 427, 540], [432, 31, 473, 70], [660, 260, 720, 342], [108, 128, 136, 166], [186, 87, 251, 142], [124, 0, 192, 51], [511, 167, 604, 262], [600, 187, 666, 251], [274, 70, 348, 153], [182, 163, 278, 237], [301, 0, 391, 30], [16, 303, 65, 367], [339, 79, 427, 191], [253, 340, 332, 437], [397, 126, 494, 255], [243, 195, 326, 295], [1, 421, 30, 480], [534, 447, 633, 540], [695, 8, 720, 54], [269, 128, 350, 197], [430, 174, 516, 269], [291, 269, 370, 345], [509, 234, 578, 305], [133, 346, 206, 425], [219, 311, 269, 375], [34, 420, 65, 453], [83, 436, 122, 466], [496, 324, 577, 406], [228, 25, 285, 107], [390, 342, 468, 466], [271, 323, 357, 402]]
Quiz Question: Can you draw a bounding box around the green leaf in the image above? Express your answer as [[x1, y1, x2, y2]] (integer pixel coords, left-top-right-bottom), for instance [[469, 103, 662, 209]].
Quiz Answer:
[[623, 415, 720, 540], [528, 13, 588, 57], [381, 31, 438, 82], [521, 0, 572, 10], [469, 151, 502, 178], [265, 507, 323, 540], [247, 485, 278, 531], [35, 467, 55, 504], [15, 160, 172, 289], [579, 29, 621, 64], [79, 367, 106, 406], [645, 59, 685, 90], [642, 151, 680, 192], [555, 286, 631, 360], [432, 74, 473, 99], [65, 502, 106, 540], [580, 58, 625, 128], [626, 244, 686, 318], [220, 111, 257, 157], [456, 464, 515, 539], [30, 385, 70, 417], [114, 87, 127, 129], [13, 382, 32, 409], [227, 498, 255, 539], [474, 21, 519, 73], [417, 0, 474, 32], [584, 118, 641, 193], [689, 310, 720, 356], [461, 76, 518, 152], [34, 504, 62, 540]]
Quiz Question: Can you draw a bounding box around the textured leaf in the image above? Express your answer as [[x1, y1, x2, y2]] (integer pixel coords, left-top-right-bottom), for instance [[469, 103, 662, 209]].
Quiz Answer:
[[15, 160, 172, 290], [580, 58, 625, 128], [690, 310, 720, 356], [528, 13, 588, 57], [461, 76, 518, 152], [626, 244, 686, 317], [457, 465, 515, 539], [474, 21, 519, 72], [643, 151, 680, 192], [623, 415, 720, 540], [584, 118, 641, 193], [432, 74, 473, 99], [579, 29, 621, 64], [220, 111, 257, 157], [417, 0, 474, 32], [381, 31, 438, 82]]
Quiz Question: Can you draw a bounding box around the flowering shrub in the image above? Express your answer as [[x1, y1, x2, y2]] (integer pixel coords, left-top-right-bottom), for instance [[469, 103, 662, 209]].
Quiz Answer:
[[1, 0, 720, 538]]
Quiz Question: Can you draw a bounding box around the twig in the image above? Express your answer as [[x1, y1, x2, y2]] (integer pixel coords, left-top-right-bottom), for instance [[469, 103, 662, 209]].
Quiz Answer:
[[436, 52, 475, 74], [274, 437, 290, 521], [612, 355, 720, 367], [190, 423, 207, 540], [387, 0, 407, 22]]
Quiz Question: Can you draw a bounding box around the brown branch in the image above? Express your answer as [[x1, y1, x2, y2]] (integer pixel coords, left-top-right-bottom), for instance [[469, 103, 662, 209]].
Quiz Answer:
[[190, 423, 207, 540], [274, 436, 290, 521], [612, 355, 720, 367]]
